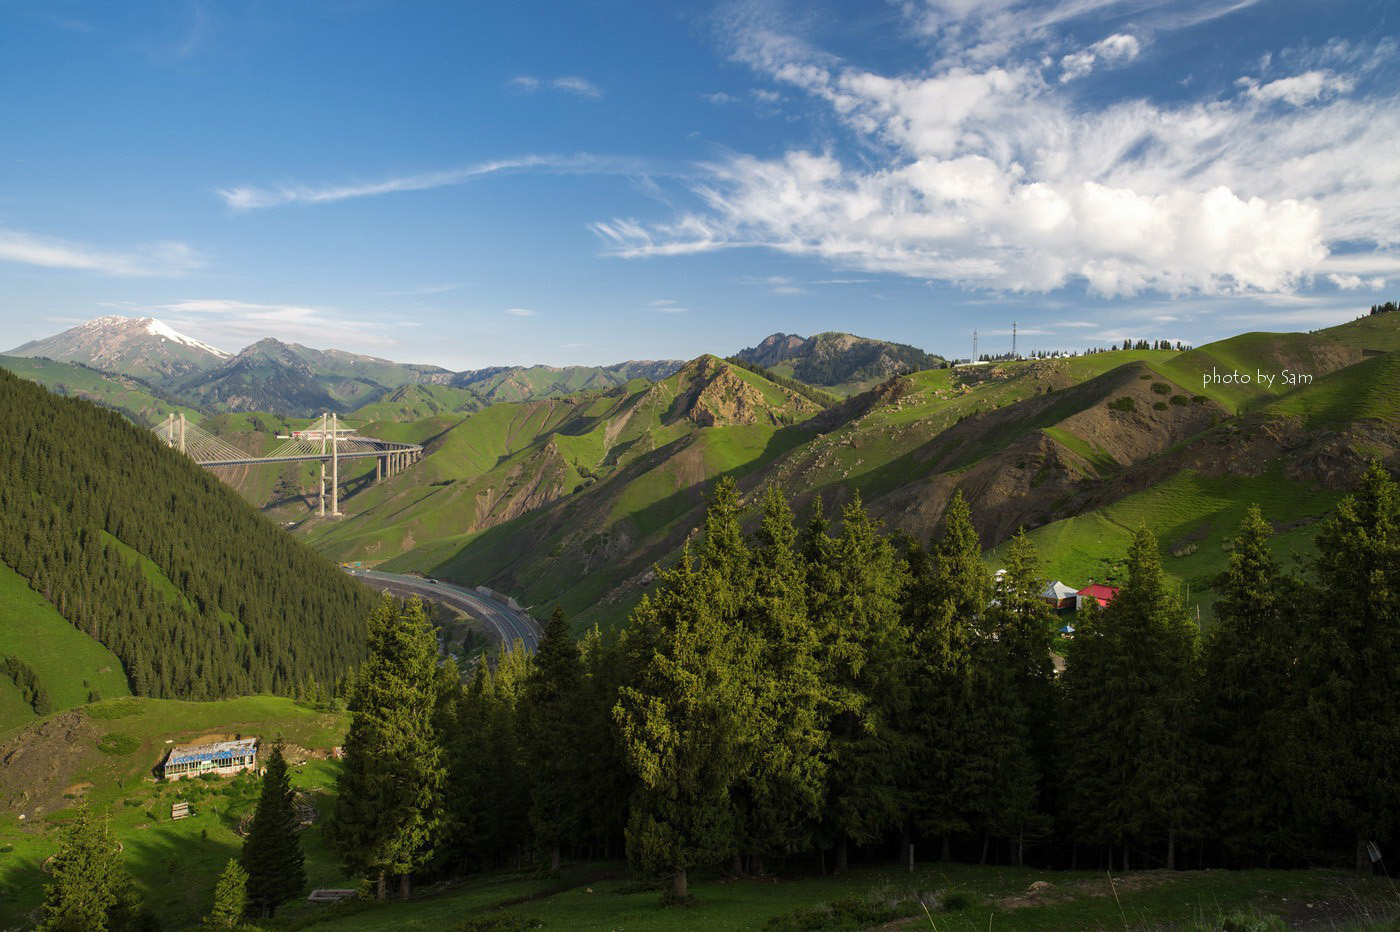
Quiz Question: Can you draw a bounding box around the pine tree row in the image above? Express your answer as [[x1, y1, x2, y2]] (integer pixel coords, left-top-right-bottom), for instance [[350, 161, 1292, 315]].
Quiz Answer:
[[326, 465, 1399, 904]]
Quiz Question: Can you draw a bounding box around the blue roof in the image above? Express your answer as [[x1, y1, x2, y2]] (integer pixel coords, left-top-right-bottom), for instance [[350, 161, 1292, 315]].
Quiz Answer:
[[168, 738, 257, 766]]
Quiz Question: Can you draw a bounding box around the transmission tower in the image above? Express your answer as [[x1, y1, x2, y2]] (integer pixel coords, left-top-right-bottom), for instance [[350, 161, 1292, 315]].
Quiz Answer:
[[1012, 322, 1018, 359], [972, 329, 978, 361]]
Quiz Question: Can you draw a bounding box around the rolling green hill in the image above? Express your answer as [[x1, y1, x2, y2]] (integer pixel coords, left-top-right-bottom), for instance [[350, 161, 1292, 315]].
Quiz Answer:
[[0, 695, 348, 928], [302, 357, 821, 617], [735, 330, 947, 395], [285, 310, 1400, 630], [0, 355, 201, 426], [0, 564, 131, 735], [0, 368, 375, 706]]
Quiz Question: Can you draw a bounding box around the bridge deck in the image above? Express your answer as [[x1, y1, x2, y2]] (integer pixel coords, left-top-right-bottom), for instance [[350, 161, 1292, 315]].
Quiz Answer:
[[202, 448, 421, 467]]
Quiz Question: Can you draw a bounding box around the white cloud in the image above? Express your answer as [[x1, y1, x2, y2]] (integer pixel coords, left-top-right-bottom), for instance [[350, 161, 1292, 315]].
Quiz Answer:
[[703, 91, 739, 104], [1059, 33, 1140, 83], [1238, 70, 1354, 106], [552, 76, 602, 97], [0, 229, 200, 277], [136, 299, 396, 351], [902, 0, 1262, 64], [1328, 273, 1386, 291], [1053, 320, 1098, 328], [506, 307, 537, 317], [217, 154, 647, 210], [596, 15, 1397, 299], [508, 75, 602, 98], [374, 283, 460, 297]]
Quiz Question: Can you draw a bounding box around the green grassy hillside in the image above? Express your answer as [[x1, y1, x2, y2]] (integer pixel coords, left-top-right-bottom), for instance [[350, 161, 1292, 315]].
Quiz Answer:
[[0, 368, 375, 702], [284, 861, 1396, 931], [0, 696, 347, 928], [0, 355, 200, 426], [992, 470, 1340, 620], [1262, 349, 1400, 428], [0, 565, 131, 734], [286, 313, 1400, 632], [304, 357, 821, 587], [348, 383, 481, 422]]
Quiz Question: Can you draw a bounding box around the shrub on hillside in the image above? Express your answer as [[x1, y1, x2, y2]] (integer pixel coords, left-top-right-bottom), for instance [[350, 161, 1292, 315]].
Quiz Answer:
[[96, 733, 139, 755], [1151, 381, 1172, 394], [762, 892, 922, 931], [1171, 394, 1189, 405], [1108, 396, 1136, 412]]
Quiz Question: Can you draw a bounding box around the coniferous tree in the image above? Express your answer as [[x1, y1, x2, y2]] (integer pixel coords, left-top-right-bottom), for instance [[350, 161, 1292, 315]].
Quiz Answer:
[[1063, 526, 1201, 869], [973, 530, 1056, 864], [477, 642, 535, 863], [241, 743, 306, 918], [328, 595, 447, 900], [1203, 506, 1302, 864], [735, 485, 828, 871], [1298, 462, 1400, 870], [39, 805, 134, 931], [615, 543, 752, 904], [577, 625, 633, 859], [809, 494, 908, 871], [905, 491, 987, 857], [205, 859, 249, 928], [522, 606, 586, 871]]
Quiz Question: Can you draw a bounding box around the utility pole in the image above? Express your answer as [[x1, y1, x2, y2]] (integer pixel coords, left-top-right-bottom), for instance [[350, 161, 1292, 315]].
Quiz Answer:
[[317, 412, 327, 517], [331, 412, 341, 516]]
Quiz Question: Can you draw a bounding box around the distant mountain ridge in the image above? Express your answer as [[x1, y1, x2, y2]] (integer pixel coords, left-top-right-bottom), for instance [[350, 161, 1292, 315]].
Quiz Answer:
[[734, 330, 946, 392], [6, 315, 230, 381], [298, 311, 1400, 635], [4, 315, 950, 418]]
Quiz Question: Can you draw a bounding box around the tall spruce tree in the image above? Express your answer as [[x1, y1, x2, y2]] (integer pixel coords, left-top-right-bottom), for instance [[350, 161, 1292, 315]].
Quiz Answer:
[[1299, 462, 1400, 870], [1202, 505, 1302, 864], [735, 485, 828, 871], [809, 494, 908, 871], [522, 606, 585, 871], [973, 530, 1055, 864], [904, 491, 988, 857], [241, 742, 306, 918], [577, 624, 633, 859], [328, 595, 447, 900], [206, 859, 249, 929], [615, 543, 753, 904], [39, 805, 131, 931], [1062, 526, 1201, 869]]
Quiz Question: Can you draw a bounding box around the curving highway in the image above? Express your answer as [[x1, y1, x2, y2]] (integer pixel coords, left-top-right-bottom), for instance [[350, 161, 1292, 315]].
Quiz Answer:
[[348, 568, 542, 651]]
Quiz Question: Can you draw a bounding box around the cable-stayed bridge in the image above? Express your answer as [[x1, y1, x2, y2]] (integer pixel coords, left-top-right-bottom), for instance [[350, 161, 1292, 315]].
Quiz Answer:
[[153, 412, 421, 516]]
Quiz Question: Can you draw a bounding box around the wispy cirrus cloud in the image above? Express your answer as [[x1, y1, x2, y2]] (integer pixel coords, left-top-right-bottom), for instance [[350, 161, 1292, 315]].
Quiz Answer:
[[506, 307, 538, 317], [131, 298, 397, 351], [217, 153, 654, 210], [593, 2, 1399, 299], [507, 75, 602, 98], [1059, 33, 1139, 82], [0, 229, 200, 277]]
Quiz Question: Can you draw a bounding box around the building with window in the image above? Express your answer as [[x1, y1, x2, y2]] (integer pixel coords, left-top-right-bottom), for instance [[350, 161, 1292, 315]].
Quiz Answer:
[[160, 737, 258, 780]]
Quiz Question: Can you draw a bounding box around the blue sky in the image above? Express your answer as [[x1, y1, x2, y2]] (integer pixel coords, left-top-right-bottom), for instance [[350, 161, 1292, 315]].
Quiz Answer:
[[0, 0, 1396, 368]]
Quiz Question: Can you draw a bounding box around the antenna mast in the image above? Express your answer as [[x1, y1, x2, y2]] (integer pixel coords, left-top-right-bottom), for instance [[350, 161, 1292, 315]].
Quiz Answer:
[[1012, 322, 1018, 359], [972, 329, 979, 361]]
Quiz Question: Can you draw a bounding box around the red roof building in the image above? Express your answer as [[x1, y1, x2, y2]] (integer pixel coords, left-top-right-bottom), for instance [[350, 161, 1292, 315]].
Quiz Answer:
[[1076, 583, 1120, 609]]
